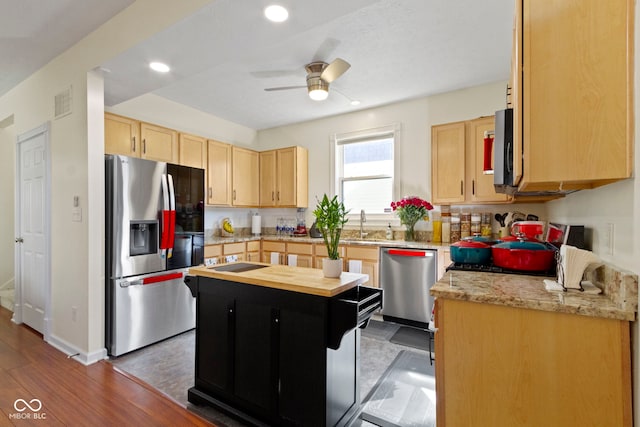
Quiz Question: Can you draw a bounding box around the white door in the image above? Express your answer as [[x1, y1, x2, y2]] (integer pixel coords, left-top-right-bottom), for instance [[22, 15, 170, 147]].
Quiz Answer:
[[15, 123, 50, 336]]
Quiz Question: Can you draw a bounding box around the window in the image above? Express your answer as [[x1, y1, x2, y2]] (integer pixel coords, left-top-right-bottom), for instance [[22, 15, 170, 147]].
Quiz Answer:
[[333, 124, 399, 215]]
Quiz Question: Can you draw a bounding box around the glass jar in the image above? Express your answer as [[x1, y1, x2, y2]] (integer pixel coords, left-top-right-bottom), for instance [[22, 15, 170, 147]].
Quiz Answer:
[[431, 211, 442, 243], [471, 212, 481, 235], [450, 214, 461, 243], [460, 211, 471, 238], [441, 216, 451, 243], [481, 212, 492, 237]]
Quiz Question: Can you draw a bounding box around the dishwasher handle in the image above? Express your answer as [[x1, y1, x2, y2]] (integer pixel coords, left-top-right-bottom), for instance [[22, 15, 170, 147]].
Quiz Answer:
[[387, 249, 434, 257]]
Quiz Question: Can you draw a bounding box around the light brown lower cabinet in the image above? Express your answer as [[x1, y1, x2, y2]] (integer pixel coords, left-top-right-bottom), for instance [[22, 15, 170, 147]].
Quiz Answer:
[[344, 246, 379, 288], [285, 242, 313, 268], [246, 241, 261, 262], [434, 298, 632, 427], [261, 240, 286, 264]]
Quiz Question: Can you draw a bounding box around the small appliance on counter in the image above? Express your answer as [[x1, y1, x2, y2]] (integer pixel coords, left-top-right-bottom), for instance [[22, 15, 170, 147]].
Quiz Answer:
[[293, 208, 308, 236], [309, 221, 322, 238]]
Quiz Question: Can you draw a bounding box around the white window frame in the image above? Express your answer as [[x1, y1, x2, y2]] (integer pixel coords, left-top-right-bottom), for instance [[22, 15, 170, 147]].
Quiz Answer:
[[330, 123, 402, 226]]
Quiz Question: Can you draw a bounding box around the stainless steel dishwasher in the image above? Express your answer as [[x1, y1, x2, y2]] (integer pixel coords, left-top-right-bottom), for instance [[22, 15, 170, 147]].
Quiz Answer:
[[379, 247, 437, 328]]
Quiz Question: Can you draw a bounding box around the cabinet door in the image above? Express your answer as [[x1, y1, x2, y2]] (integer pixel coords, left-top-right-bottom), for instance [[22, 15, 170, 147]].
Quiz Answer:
[[259, 150, 277, 207], [179, 133, 207, 169], [519, 0, 632, 191], [431, 122, 466, 204], [105, 113, 140, 157], [206, 140, 232, 205], [140, 122, 178, 163], [232, 147, 259, 207], [467, 117, 510, 203], [277, 147, 308, 207]]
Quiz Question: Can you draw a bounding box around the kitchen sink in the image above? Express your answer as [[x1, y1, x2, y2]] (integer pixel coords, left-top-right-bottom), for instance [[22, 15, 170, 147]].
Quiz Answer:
[[213, 263, 268, 273]]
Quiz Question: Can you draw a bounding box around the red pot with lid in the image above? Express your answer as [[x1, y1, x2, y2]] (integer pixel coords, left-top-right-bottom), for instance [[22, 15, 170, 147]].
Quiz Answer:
[[510, 221, 545, 241], [491, 239, 557, 272]]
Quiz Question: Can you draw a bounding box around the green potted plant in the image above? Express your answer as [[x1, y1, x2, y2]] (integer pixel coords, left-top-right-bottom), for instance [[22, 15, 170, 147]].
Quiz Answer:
[[313, 194, 349, 277]]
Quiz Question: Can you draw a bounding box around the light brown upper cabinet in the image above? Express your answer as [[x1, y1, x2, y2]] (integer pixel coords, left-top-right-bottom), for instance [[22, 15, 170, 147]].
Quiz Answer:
[[432, 117, 511, 205], [260, 146, 308, 208], [179, 133, 207, 169], [466, 117, 511, 203], [232, 146, 260, 207], [512, 0, 633, 193], [206, 140, 232, 206], [140, 122, 178, 163], [105, 113, 140, 157]]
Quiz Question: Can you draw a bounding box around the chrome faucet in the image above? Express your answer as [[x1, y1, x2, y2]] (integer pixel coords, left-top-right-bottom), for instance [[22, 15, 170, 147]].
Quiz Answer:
[[360, 209, 368, 239]]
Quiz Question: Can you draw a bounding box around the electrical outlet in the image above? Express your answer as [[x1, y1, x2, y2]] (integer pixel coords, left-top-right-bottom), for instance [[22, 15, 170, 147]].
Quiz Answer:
[[72, 306, 77, 322], [602, 223, 614, 256]]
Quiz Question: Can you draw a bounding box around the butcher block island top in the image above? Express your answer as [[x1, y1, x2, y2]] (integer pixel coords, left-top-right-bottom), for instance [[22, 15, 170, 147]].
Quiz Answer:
[[188, 262, 369, 297]]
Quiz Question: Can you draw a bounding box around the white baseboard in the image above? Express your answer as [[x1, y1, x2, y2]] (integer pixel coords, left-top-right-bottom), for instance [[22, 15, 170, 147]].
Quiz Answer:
[[0, 296, 13, 312], [47, 334, 108, 366]]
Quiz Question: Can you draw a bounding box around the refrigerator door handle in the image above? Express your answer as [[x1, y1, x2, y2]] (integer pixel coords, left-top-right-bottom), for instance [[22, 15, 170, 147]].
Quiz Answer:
[[142, 271, 184, 285], [160, 174, 171, 258], [167, 174, 176, 258]]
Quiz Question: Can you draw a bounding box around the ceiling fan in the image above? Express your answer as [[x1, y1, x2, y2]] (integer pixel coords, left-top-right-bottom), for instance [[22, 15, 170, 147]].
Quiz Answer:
[[264, 58, 351, 101]]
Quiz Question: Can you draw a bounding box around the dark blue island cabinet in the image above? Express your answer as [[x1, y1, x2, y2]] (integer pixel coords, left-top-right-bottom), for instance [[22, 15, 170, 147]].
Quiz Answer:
[[184, 263, 382, 427]]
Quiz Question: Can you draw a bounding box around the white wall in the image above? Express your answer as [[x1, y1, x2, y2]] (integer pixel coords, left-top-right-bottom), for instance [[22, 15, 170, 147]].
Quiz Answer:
[[0, 0, 212, 362], [0, 122, 15, 291]]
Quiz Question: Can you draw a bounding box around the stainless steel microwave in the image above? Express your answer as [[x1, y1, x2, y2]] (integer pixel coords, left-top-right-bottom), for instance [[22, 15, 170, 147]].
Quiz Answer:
[[493, 108, 516, 194]]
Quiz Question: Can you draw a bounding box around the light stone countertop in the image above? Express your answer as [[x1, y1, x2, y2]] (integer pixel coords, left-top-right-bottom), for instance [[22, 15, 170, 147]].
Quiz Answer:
[[431, 268, 638, 321]]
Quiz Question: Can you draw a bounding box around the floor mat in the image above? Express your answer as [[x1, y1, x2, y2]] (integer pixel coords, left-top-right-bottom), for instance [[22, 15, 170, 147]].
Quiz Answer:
[[389, 326, 431, 352], [362, 319, 401, 341], [360, 350, 436, 427]]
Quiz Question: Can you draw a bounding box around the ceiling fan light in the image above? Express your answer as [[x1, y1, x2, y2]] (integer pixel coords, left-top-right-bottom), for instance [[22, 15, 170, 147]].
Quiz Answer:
[[264, 5, 289, 22], [308, 88, 328, 101]]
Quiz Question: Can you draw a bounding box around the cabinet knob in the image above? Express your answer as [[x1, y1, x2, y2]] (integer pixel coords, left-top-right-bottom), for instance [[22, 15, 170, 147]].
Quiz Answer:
[[472, 180, 475, 195], [460, 180, 464, 196], [277, 191, 280, 201], [233, 190, 236, 200], [272, 191, 274, 201], [132, 136, 136, 152], [143, 139, 146, 154], [208, 187, 212, 198]]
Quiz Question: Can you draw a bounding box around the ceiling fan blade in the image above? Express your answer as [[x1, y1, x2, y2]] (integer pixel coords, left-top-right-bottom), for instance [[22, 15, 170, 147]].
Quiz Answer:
[[320, 58, 350, 83], [264, 85, 307, 92]]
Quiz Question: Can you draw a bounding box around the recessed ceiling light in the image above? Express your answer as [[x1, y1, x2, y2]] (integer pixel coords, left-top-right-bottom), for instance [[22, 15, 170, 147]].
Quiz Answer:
[[149, 62, 170, 73], [264, 5, 289, 22]]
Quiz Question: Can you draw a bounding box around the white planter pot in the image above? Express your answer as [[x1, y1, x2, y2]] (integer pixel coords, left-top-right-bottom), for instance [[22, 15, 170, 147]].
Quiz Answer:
[[322, 258, 343, 278]]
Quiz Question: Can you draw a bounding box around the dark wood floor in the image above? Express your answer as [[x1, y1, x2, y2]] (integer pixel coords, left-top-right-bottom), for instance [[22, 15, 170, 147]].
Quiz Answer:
[[0, 307, 214, 426]]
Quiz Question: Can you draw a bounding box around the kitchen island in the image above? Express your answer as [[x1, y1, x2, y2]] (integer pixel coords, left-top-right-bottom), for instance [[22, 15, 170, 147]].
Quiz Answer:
[[431, 267, 638, 427], [185, 262, 381, 427]]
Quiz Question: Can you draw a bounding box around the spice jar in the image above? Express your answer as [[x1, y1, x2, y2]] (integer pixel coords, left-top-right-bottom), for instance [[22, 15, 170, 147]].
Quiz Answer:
[[460, 211, 471, 238], [450, 213, 461, 243], [481, 212, 492, 237], [471, 212, 481, 235]]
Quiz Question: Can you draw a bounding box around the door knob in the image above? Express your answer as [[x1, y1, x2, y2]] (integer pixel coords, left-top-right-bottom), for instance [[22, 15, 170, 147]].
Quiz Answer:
[[15, 237, 23, 243]]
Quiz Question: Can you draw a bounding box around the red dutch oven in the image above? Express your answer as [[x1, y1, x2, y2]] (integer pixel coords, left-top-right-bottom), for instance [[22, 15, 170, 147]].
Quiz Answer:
[[491, 239, 556, 272]]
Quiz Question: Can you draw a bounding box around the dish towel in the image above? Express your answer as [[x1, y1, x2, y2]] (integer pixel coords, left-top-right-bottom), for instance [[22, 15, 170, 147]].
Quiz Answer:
[[287, 254, 297, 267], [348, 260, 362, 274], [270, 252, 280, 265]]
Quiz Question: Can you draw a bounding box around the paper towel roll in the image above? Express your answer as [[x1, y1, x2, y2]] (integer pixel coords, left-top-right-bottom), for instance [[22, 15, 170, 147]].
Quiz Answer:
[[251, 214, 261, 235]]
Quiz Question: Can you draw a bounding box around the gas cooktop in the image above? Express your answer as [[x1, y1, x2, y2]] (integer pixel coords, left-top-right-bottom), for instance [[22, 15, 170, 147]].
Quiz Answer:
[[446, 262, 557, 278]]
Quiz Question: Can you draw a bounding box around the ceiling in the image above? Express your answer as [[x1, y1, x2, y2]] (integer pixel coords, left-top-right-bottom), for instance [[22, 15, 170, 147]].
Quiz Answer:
[[2, 0, 515, 131], [0, 0, 134, 98]]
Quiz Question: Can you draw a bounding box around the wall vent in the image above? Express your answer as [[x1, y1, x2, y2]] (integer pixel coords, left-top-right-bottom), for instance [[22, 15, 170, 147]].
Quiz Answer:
[[54, 86, 72, 119]]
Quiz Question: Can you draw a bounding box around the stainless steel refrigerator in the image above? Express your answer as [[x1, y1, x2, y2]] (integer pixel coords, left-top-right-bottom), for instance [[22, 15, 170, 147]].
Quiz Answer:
[[105, 154, 204, 356]]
